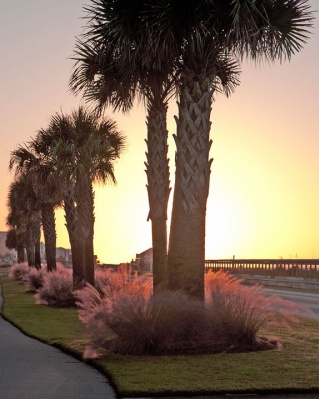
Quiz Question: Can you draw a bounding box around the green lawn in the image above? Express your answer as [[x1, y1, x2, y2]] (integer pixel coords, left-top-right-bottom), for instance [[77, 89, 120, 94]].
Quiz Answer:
[[1, 275, 319, 396]]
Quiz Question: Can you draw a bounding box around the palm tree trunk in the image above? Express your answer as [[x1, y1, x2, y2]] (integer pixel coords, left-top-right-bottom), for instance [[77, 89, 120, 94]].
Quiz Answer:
[[34, 218, 41, 270], [168, 67, 214, 301], [26, 223, 35, 267], [17, 233, 26, 263], [17, 245, 25, 263], [76, 176, 95, 287], [41, 204, 57, 271], [64, 187, 85, 289], [145, 100, 170, 292]]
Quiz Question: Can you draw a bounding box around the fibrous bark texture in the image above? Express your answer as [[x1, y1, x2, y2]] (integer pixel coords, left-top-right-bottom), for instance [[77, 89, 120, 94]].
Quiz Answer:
[[145, 101, 170, 291], [34, 218, 41, 269], [26, 218, 41, 269], [168, 67, 214, 301], [41, 203, 57, 271], [75, 175, 95, 287], [64, 187, 84, 289]]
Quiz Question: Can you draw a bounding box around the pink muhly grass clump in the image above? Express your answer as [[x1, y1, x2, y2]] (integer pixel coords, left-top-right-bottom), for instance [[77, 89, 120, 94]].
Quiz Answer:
[[76, 266, 208, 356], [104, 290, 204, 355], [76, 268, 310, 358], [24, 268, 45, 291], [35, 266, 75, 307], [75, 270, 192, 354], [76, 285, 203, 356], [204, 270, 310, 350], [8, 263, 31, 283], [94, 266, 153, 304]]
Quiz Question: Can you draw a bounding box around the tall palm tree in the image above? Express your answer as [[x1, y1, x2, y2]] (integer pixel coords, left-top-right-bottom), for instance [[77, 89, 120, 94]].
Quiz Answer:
[[6, 219, 26, 263], [72, 0, 313, 300], [9, 143, 62, 271], [5, 228, 24, 263], [32, 125, 83, 285], [111, 0, 312, 300], [70, 29, 176, 291], [157, 0, 313, 300], [35, 107, 126, 288], [70, 0, 243, 295], [7, 176, 42, 269], [70, 2, 241, 293]]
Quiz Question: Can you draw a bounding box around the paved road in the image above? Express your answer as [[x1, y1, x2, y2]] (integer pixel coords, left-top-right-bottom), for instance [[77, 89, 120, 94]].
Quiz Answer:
[[0, 283, 117, 399], [264, 287, 319, 319]]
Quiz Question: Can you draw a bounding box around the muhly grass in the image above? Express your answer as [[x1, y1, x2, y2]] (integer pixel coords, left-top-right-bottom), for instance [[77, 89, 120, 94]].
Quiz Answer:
[[7, 262, 30, 282], [7, 262, 75, 307], [34, 266, 75, 308], [6, 263, 309, 357], [76, 269, 308, 357], [1, 276, 319, 395]]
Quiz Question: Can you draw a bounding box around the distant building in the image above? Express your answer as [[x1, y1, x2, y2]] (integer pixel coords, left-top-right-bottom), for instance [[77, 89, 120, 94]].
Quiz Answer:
[[42, 243, 98, 267], [40, 243, 72, 266], [56, 247, 72, 264], [0, 231, 17, 265], [136, 248, 153, 272]]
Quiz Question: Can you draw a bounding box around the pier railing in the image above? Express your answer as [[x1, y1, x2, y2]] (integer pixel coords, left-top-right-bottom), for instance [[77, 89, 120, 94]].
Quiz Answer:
[[205, 259, 319, 279]]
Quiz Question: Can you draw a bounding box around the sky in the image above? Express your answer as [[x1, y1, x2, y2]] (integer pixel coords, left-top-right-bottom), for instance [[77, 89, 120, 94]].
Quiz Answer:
[[1, 1, 318, 264]]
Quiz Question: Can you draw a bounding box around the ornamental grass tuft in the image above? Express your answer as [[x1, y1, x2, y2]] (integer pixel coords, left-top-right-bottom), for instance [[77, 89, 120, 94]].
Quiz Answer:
[[76, 269, 308, 358], [34, 266, 75, 308], [8, 262, 31, 283], [24, 267, 46, 291]]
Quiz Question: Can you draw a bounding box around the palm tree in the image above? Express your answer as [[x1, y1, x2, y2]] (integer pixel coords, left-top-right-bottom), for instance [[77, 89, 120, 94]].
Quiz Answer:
[[5, 228, 22, 262], [70, 3, 240, 294], [112, 0, 313, 300], [72, 0, 313, 300], [6, 223, 26, 263], [32, 126, 83, 284], [35, 107, 126, 289], [9, 143, 62, 271], [162, 0, 311, 300], [70, 27, 176, 291], [7, 176, 42, 269], [69, 1, 244, 296]]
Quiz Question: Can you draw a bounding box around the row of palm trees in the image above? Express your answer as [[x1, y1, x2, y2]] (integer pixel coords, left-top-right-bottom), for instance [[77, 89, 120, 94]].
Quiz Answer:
[[6, 1, 313, 299], [7, 108, 126, 289], [68, 0, 313, 299]]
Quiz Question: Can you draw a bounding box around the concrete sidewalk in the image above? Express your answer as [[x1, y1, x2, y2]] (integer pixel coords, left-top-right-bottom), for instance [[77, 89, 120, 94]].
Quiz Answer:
[[0, 283, 117, 399]]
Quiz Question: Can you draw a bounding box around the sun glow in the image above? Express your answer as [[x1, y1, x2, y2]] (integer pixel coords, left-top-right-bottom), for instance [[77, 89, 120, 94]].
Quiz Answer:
[[1, 0, 318, 265]]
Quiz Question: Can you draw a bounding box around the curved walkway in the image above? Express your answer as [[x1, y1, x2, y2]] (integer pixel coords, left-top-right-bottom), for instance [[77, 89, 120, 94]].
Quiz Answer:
[[0, 283, 117, 399]]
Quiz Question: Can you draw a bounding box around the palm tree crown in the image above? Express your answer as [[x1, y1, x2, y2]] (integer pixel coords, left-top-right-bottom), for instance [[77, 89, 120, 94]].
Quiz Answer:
[[70, 0, 313, 299], [33, 106, 126, 288]]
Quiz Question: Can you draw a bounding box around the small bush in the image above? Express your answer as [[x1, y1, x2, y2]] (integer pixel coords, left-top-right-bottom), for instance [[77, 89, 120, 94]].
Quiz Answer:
[[35, 267, 75, 307], [109, 291, 205, 355], [76, 269, 309, 358], [24, 268, 45, 291], [76, 267, 153, 357], [77, 286, 204, 357], [8, 263, 31, 283], [204, 270, 309, 351]]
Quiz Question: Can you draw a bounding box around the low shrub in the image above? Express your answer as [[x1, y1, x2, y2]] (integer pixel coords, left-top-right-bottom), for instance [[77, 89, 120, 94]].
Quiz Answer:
[[76, 269, 309, 358], [108, 291, 204, 355], [76, 267, 153, 357], [8, 263, 31, 283], [35, 267, 75, 308], [8, 261, 67, 293], [204, 270, 309, 351], [24, 267, 45, 291]]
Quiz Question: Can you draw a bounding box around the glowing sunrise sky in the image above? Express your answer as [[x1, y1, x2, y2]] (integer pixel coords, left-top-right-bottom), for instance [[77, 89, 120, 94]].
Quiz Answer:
[[1, 1, 318, 264]]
